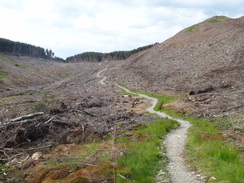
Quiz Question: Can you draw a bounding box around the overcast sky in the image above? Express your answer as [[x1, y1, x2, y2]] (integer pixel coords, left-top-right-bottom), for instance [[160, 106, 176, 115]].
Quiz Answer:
[[0, 0, 243, 58]]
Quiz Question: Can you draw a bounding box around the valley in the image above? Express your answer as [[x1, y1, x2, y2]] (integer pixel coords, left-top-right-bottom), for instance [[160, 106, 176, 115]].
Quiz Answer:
[[0, 16, 243, 183]]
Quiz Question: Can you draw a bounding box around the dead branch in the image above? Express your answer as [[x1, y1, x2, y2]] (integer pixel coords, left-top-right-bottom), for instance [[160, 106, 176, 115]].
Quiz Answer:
[[10, 112, 44, 122], [45, 117, 54, 124], [74, 109, 96, 117]]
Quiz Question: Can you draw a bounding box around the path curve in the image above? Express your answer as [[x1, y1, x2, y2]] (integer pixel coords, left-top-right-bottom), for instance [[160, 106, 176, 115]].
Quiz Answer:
[[96, 67, 107, 85], [96, 68, 203, 183], [115, 84, 203, 183]]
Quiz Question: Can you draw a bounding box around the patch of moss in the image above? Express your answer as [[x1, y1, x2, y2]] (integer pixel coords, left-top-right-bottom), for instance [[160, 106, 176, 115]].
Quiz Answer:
[[207, 19, 222, 23], [60, 73, 72, 79], [186, 23, 201, 32], [0, 53, 10, 62], [15, 63, 31, 68], [0, 70, 8, 79]]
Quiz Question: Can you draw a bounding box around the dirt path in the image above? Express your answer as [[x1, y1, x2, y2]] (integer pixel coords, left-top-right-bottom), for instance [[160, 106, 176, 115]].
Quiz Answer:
[[96, 67, 107, 85], [115, 84, 204, 183], [97, 69, 203, 182]]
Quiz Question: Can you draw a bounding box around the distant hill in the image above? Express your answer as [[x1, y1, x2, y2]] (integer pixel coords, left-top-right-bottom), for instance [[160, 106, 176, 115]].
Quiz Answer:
[[0, 38, 64, 62], [66, 43, 158, 62]]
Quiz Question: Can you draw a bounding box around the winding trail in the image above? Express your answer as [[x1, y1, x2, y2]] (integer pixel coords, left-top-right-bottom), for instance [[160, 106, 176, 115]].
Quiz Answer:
[[97, 68, 203, 183], [96, 67, 107, 85]]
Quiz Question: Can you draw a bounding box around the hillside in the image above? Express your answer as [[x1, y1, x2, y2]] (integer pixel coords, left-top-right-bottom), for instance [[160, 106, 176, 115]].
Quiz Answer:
[[107, 16, 244, 117]]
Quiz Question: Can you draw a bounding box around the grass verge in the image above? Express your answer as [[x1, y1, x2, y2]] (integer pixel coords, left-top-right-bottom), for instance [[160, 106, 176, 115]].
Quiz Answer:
[[138, 92, 177, 111], [185, 117, 244, 183], [116, 119, 179, 182], [117, 83, 139, 96]]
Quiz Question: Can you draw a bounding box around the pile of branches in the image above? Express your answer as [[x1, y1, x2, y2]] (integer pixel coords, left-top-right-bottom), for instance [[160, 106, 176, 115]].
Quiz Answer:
[[0, 111, 106, 166], [0, 112, 69, 163]]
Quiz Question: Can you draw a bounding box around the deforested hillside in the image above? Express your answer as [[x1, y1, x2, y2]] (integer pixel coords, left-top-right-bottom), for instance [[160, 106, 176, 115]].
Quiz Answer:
[[107, 16, 244, 116], [0, 15, 244, 183]]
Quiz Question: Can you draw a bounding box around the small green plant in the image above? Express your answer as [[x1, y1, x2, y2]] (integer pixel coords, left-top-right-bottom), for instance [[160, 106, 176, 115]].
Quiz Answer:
[[60, 73, 72, 79], [0, 70, 8, 79], [0, 166, 8, 179], [32, 92, 57, 113]]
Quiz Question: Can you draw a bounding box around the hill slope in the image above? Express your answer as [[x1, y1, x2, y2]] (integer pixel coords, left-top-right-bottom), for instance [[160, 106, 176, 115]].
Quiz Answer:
[[107, 16, 244, 116]]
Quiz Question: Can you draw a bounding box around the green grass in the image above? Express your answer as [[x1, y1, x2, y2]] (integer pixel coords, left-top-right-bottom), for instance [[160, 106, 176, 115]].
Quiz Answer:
[[138, 92, 177, 111], [161, 108, 183, 118], [117, 83, 139, 96], [185, 117, 244, 183], [15, 63, 31, 68], [210, 116, 244, 133], [0, 70, 8, 79], [0, 166, 8, 179], [186, 23, 201, 32], [117, 83, 127, 88], [207, 19, 221, 23], [215, 15, 230, 19], [60, 73, 72, 79], [0, 53, 10, 62], [116, 119, 179, 183]]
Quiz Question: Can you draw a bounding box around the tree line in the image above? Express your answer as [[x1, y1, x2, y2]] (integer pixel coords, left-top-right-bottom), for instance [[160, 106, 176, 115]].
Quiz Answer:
[[66, 43, 158, 63], [0, 38, 64, 61]]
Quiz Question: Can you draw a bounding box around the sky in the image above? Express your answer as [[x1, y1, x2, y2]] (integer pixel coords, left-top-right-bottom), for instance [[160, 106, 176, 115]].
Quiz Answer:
[[0, 0, 243, 59]]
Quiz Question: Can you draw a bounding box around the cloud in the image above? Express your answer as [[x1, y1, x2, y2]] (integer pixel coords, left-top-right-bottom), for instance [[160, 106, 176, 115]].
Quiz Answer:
[[0, 0, 242, 58]]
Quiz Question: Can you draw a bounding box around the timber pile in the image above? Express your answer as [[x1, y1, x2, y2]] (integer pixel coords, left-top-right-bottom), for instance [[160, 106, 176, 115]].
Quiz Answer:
[[0, 100, 152, 166]]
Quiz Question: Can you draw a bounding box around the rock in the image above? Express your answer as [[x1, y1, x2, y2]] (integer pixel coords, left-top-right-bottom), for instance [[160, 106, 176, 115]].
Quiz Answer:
[[209, 176, 217, 181], [31, 152, 43, 160]]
